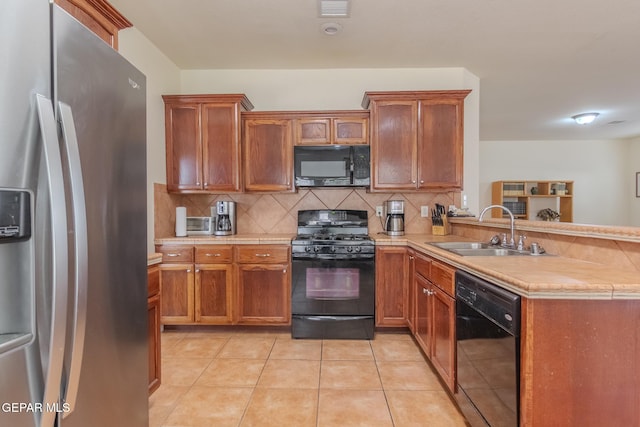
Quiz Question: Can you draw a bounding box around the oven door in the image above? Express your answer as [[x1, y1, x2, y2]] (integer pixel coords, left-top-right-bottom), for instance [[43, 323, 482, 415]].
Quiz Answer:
[[291, 257, 375, 339]]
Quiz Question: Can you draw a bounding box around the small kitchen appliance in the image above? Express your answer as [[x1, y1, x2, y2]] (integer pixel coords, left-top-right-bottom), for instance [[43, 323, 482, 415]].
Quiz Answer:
[[212, 201, 236, 236], [186, 217, 213, 236], [383, 200, 405, 236]]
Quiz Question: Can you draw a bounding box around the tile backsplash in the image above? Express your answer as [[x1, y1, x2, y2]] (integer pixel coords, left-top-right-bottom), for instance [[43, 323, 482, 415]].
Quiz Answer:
[[154, 183, 460, 238]]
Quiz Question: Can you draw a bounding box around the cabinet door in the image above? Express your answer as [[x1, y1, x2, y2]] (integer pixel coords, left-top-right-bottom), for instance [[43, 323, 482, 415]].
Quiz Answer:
[[202, 103, 242, 192], [406, 250, 416, 334], [375, 247, 408, 327], [295, 118, 331, 145], [333, 117, 368, 145], [147, 293, 161, 394], [243, 119, 293, 192], [236, 264, 290, 324], [415, 273, 432, 354], [370, 100, 418, 190], [430, 286, 456, 392], [159, 264, 194, 324], [195, 264, 233, 324], [417, 98, 464, 189], [165, 103, 202, 192]]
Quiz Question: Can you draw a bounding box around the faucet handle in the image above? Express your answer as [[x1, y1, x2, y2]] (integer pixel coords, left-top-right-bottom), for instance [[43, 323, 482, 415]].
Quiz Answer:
[[517, 235, 527, 251], [489, 235, 501, 246], [500, 233, 508, 247]]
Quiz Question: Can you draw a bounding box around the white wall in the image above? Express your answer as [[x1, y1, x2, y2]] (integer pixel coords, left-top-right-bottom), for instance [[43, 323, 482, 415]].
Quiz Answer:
[[480, 139, 631, 226], [116, 28, 181, 252], [181, 67, 482, 214]]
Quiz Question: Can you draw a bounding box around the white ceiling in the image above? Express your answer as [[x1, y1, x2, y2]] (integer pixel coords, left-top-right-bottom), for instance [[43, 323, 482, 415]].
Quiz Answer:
[[109, 0, 640, 141]]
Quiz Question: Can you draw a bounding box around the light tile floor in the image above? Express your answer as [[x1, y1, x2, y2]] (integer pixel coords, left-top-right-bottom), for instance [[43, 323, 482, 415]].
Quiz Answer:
[[150, 328, 468, 427]]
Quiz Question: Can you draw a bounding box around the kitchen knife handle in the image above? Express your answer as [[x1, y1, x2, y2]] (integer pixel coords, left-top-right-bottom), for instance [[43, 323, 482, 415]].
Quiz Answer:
[[36, 94, 69, 427], [58, 102, 88, 418]]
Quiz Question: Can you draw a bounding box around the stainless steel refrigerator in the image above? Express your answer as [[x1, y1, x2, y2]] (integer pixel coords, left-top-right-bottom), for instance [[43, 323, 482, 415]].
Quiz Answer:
[[0, 1, 148, 426]]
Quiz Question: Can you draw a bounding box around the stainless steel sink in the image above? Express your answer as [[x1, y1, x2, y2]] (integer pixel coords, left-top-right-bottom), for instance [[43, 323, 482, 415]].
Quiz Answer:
[[428, 241, 540, 256], [448, 248, 529, 256], [428, 242, 490, 250]]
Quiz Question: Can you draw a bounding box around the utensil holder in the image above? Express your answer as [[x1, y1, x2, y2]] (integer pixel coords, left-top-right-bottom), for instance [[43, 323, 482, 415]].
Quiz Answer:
[[431, 216, 451, 236]]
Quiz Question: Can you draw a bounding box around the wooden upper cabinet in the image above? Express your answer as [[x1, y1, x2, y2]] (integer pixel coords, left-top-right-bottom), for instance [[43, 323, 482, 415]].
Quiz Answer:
[[363, 90, 470, 191], [55, 0, 131, 49], [418, 98, 465, 189], [242, 115, 294, 192], [294, 112, 369, 145], [163, 94, 253, 193], [369, 100, 418, 190]]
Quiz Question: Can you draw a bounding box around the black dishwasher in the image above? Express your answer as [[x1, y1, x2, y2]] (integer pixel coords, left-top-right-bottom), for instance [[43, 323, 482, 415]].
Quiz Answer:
[[455, 270, 521, 427]]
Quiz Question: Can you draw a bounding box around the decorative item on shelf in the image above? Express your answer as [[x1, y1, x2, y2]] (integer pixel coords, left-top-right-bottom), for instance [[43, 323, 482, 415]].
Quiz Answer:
[[537, 208, 560, 221], [530, 186, 538, 195]]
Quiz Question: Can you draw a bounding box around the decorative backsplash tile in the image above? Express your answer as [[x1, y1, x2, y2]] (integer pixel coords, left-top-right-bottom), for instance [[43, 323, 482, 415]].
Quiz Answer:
[[154, 183, 459, 238]]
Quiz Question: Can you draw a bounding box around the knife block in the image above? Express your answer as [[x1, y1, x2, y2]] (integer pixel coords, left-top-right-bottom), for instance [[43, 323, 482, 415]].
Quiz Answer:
[[431, 216, 451, 236]]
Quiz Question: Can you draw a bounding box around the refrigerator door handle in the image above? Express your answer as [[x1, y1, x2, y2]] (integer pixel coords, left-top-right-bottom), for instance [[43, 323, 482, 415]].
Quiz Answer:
[[58, 102, 88, 417], [35, 94, 69, 427]]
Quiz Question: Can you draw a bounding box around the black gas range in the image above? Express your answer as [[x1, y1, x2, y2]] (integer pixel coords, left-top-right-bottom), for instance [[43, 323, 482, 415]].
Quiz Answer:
[[291, 210, 375, 339]]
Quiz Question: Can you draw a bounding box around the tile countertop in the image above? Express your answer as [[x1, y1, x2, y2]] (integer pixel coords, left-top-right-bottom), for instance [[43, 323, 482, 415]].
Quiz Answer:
[[373, 234, 640, 300], [154, 234, 296, 246]]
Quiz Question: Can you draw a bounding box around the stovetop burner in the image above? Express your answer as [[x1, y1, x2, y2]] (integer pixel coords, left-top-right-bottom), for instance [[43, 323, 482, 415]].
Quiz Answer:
[[292, 209, 374, 258]]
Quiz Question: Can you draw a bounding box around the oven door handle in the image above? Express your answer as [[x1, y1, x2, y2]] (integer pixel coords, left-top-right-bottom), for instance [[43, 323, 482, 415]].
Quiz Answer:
[[294, 315, 373, 322]]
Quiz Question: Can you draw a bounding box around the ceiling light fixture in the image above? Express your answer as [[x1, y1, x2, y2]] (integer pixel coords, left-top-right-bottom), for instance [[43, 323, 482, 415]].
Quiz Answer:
[[318, 0, 350, 17], [572, 112, 600, 125], [321, 22, 342, 35]]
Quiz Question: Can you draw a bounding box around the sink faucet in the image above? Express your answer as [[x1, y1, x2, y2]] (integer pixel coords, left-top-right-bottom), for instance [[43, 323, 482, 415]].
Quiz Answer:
[[478, 204, 516, 248]]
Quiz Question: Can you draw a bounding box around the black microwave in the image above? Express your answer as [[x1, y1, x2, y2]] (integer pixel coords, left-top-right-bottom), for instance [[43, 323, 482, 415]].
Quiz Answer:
[[294, 145, 370, 188]]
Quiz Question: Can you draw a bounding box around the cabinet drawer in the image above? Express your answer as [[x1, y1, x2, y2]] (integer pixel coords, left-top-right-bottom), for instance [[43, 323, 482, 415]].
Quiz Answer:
[[155, 245, 194, 263], [236, 245, 290, 264], [195, 245, 233, 264], [148, 265, 160, 298], [414, 254, 431, 279], [431, 260, 455, 297]]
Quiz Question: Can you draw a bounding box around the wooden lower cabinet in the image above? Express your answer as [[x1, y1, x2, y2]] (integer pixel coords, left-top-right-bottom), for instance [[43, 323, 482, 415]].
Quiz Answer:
[[147, 264, 161, 395], [156, 244, 290, 326], [195, 264, 233, 323], [159, 263, 194, 324], [375, 247, 408, 327], [235, 245, 291, 325], [236, 264, 290, 324], [411, 252, 456, 392]]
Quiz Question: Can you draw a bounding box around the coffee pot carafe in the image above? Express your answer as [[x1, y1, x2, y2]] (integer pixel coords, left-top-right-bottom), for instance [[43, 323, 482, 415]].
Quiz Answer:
[[212, 201, 236, 236], [383, 200, 405, 236]]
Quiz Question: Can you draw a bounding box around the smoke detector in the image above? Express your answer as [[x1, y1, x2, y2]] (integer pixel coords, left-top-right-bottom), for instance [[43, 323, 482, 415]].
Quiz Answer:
[[318, 0, 350, 17]]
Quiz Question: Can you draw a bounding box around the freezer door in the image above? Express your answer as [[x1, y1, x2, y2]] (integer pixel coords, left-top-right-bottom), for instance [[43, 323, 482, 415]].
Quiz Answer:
[[53, 6, 148, 427]]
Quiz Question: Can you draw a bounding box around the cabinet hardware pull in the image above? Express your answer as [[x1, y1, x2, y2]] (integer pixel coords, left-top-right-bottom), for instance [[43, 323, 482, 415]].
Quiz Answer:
[[255, 253, 271, 257], [187, 269, 192, 273], [166, 253, 180, 257], [206, 253, 221, 257], [423, 288, 428, 295], [195, 269, 200, 273]]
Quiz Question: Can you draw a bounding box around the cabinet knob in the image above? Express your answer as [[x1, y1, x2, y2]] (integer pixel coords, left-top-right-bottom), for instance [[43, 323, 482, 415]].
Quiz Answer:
[[420, 180, 424, 184], [412, 180, 416, 184], [195, 269, 200, 273], [283, 269, 287, 273], [422, 288, 428, 295], [187, 269, 192, 273]]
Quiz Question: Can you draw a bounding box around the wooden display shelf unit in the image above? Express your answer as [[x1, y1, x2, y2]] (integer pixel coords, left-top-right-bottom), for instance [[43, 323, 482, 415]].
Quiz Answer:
[[492, 180, 573, 222]]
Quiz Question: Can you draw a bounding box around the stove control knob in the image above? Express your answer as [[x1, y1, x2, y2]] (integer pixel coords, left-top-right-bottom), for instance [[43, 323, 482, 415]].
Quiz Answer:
[[330, 246, 336, 253], [355, 247, 361, 253], [305, 246, 311, 252], [347, 246, 353, 252], [314, 246, 320, 252]]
